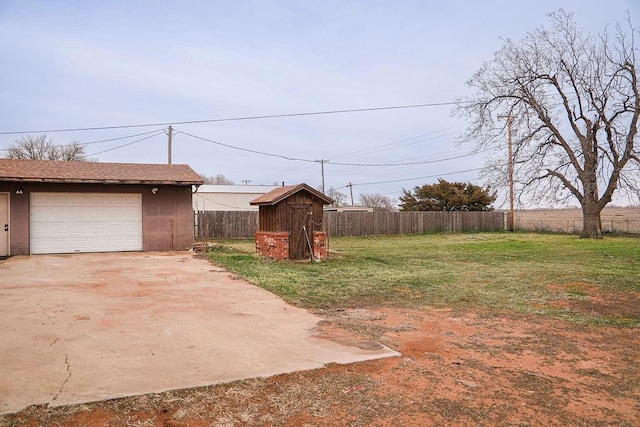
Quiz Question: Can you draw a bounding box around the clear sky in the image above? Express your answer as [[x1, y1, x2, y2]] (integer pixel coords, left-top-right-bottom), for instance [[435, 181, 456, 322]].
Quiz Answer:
[[1, 0, 637, 207]]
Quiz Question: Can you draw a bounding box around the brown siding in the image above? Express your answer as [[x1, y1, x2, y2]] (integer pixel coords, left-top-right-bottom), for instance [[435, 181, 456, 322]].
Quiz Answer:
[[0, 182, 29, 255], [275, 202, 287, 230], [286, 192, 312, 206], [141, 185, 194, 251], [311, 201, 324, 232], [258, 205, 276, 231], [0, 182, 194, 255], [257, 202, 290, 232]]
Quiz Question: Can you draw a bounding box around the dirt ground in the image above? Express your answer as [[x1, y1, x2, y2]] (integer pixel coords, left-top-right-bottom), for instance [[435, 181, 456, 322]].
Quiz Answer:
[[4, 301, 638, 426]]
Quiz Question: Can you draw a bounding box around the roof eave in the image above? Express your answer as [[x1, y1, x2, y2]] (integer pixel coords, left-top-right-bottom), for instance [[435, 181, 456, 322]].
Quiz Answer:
[[0, 178, 204, 186]]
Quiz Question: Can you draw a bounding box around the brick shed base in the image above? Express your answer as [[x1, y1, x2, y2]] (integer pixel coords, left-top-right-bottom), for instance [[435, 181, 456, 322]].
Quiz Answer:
[[255, 231, 328, 261], [255, 232, 289, 260], [313, 231, 328, 261]]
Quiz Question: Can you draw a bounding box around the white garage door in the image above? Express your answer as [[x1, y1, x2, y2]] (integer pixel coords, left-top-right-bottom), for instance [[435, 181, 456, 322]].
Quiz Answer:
[[30, 193, 143, 254]]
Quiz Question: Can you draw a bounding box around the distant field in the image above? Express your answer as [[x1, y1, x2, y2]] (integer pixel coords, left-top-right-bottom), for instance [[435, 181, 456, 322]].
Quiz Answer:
[[513, 207, 640, 234]]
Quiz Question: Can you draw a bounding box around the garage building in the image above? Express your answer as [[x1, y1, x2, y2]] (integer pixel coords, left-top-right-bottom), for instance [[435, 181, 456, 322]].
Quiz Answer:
[[0, 159, 203, 256]]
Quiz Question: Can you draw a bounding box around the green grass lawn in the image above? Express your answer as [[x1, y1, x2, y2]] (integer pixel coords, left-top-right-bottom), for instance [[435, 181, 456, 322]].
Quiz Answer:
[[207, 233, 640, 327]]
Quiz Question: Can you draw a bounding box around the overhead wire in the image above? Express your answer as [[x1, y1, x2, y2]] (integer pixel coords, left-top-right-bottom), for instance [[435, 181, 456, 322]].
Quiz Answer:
[[330, 124, 466, 160], [0, 101, 463, 135], [329, 152, 479, 167], [346, 167, 483, 187], [87, 130, 166, 157], [0, 128, 168, 153], [0, 103, 491, 194], [0, 100, 488, 187], [177, 129, 489, 169], [255, 163, 316, 184], [78, 129, 167, 146], [178, 130, 317, 162]]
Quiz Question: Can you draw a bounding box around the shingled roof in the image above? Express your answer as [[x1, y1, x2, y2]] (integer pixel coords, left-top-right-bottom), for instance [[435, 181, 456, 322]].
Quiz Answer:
[[250, 183, 333, 206], [0, 159, 204, 185]]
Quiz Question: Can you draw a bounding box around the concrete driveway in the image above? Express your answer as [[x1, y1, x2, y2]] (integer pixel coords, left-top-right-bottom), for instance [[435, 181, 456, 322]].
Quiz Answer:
[[0, 252, 397, 414]]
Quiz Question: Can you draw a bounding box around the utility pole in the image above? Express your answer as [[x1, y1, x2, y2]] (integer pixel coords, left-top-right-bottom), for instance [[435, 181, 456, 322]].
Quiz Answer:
[[507, 115, 515, 232], [241, 180, 251, 185], [499, 114, 515, 231], [167, 125, 173, 165], [316, 159, 328, 194], [347, 182, 354, 206]]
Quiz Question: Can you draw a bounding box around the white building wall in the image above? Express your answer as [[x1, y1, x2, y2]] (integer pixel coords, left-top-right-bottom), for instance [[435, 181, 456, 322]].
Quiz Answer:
[[193, 185, 280, 211]]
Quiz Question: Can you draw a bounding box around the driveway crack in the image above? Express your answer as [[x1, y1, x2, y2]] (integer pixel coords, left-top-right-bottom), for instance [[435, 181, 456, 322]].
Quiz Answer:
[[50, 355, 71, 403], [36, 291, 51, 322]]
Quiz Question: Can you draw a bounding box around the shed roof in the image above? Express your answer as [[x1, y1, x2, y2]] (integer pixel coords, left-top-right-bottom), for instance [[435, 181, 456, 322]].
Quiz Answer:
[[250, 183, 333, 206], [0, 159, 204, 185]]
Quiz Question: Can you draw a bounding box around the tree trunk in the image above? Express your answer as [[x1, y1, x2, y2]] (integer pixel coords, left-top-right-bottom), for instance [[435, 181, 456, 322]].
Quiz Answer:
[[581, 203, 602, 238]]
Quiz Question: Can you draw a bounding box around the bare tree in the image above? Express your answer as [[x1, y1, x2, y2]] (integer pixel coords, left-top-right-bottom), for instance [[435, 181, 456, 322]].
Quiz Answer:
[[456, 11, 640, 238], [358, 193, 396, 211], [200, 174, 234, 185], [5, 134, 88, 161], [319, 186, 348, 206]]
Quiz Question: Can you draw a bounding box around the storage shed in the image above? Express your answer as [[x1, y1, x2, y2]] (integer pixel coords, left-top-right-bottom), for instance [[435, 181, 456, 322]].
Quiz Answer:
[[0, 159, 203, 256], [250, 184, 333, 261]]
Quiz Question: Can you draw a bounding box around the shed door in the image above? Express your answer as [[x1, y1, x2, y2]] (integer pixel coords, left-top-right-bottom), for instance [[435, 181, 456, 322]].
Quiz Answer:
[[30, 193, 142, 254], [289, 204, 312, 260], [0, 193, 8, 257]]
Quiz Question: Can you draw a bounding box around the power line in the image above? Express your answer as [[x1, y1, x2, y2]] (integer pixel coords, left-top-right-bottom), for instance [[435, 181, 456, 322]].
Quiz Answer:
[[180, 130, 487, 169], [0, 101, 461, 135], [326, 147, 491, 178], [347, 167, 483, 187], [87, 131, 165, 157], [330, 124, 466, 160], [330, 152, 477, 167], [79, 129, 167, 147], [178, 131, 316, 163], [0, 128, 166, 152]]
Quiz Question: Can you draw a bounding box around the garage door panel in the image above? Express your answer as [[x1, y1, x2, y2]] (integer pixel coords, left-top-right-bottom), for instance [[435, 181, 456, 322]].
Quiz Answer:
[[30, 193, 142, 254]]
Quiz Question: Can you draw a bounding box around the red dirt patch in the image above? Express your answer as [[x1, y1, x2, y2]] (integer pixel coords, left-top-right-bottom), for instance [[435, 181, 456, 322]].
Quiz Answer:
[[545, 282, 640, 320], [3, 306, 639, 426]]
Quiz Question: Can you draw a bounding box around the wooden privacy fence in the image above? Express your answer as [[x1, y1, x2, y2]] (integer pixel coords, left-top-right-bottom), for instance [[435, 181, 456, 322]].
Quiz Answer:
[[195, 210, 506, 239], [326, 211, 505, 236], [195, 211, 258, 239]]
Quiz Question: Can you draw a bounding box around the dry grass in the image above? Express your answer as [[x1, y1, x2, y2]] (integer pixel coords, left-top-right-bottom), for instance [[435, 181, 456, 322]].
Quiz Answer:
[[514, 206, 640, 234], [2, 369, 391, 427]]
